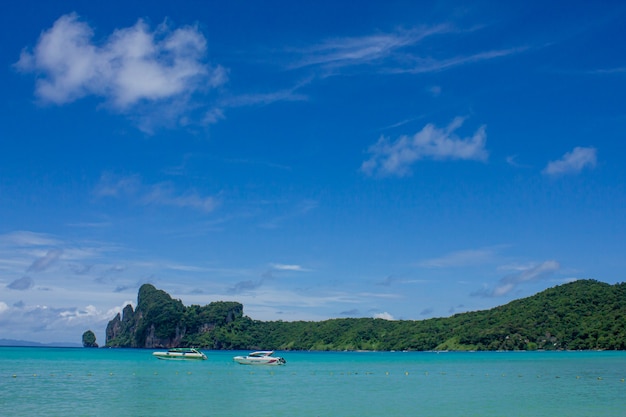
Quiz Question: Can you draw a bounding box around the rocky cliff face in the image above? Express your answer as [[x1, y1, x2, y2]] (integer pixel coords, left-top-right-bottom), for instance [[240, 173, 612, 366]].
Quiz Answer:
[[143, 322, 186, 348], [105, 304, 135, 344], [105, 284, 243, 348]]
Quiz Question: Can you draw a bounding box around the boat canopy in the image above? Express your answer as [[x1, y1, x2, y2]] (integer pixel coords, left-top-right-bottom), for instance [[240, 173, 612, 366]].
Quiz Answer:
[[248, 351, 274, 357]]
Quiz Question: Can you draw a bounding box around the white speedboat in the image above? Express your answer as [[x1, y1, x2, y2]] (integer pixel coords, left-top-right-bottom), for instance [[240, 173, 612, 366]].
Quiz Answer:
[[233, 351, 286, 365], [153, 348, 207, 360]]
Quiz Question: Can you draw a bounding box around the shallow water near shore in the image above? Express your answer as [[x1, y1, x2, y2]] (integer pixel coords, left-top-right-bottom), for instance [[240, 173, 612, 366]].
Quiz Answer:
[[1, 347, 625, 416]]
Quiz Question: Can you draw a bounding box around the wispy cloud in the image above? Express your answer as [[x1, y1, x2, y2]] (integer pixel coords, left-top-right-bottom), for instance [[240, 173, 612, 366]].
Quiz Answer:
[[340, 308, 360, 316], [290, 25, 524, 75], [473, 260, 560, 297], [271, 263, 310, 272], [202, 77, 314, 127], [94, 172, 219, 212], [7, 276, 34, 290], [390, 47, 527, 74], [15, 13, 227, 131], [554, 66, 626, 76], [376, 275, 428, 286], [0, 231, 61, 247], [228, 279, 264, 294], [220, 80, 310, 107], [27, 249, 63, 272], [420, 307, 434, 316], [506, 155, 533, 169], [258, 199, 318, 229], [589, 67, 626, 74], [543, 146, 597, 176], [291, 25, 452, 70], [361, 117, 488, 177], [0, 232, 67, 277], [419, 247, 498, 268], [427, 85, 442, 97], [229, 262, 310, 294]]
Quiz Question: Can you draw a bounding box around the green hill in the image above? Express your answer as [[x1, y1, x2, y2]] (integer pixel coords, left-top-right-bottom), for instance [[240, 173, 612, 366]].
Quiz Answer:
[[104, 279, 626, 350]]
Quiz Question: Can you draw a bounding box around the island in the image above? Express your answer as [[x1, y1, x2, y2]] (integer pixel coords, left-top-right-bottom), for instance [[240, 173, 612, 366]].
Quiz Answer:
[[103, 279, 626, 351]]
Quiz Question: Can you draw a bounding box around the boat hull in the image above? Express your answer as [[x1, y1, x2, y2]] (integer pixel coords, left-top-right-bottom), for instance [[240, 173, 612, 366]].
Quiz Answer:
[[233, 352, 286, 365], [152, 349, 207, 360], [153, 353, 206, 360]]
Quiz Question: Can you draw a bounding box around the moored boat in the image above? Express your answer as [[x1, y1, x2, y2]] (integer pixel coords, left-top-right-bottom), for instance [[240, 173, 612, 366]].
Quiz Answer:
[[153, 348, 207, 360], [233, 351, 286, 365]]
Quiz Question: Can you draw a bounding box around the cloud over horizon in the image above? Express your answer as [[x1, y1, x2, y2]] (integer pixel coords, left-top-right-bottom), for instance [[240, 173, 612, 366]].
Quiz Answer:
[[473, 260, 561, 298]]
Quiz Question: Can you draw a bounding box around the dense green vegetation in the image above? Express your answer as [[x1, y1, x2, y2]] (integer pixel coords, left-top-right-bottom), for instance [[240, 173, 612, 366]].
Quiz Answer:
[[81, 330, 98, 347], [104, 280, 626, 350], [106, 283, 244, 348]]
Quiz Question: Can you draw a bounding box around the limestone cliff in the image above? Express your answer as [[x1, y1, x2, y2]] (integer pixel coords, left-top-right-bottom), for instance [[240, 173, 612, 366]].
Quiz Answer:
[[105, 283, 243, 348]]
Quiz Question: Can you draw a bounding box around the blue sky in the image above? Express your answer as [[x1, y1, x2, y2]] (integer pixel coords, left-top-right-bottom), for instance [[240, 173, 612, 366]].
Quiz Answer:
[[1, 1, 625, 344]]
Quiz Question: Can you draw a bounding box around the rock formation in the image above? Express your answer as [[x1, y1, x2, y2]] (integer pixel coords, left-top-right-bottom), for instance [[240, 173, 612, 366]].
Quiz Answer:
[[105, 283, 243, 348]]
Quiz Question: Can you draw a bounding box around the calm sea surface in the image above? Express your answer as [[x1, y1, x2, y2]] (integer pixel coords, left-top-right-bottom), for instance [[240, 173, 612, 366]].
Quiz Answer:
[[1, 347, 624, 416]]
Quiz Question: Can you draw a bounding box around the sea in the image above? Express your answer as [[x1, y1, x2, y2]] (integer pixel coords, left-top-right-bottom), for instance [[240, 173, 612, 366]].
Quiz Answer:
[[1, 347, 624, 416]]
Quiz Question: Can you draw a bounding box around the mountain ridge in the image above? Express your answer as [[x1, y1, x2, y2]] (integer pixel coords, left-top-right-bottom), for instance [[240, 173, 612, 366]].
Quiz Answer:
[[103, 279, 626, 351]]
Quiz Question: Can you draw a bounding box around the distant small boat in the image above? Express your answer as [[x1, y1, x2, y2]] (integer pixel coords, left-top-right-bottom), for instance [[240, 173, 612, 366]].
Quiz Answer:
[[233, 351, 286, 365], [153, 348, 207, 360]]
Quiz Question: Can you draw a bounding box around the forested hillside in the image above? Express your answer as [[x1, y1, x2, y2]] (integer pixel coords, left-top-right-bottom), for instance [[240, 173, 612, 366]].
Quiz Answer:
[[105, 284, 244, 348], [104, 280, 626, 350]]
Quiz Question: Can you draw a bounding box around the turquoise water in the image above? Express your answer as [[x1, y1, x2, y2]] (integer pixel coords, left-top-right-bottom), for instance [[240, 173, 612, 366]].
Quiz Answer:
[[1, 348, 625, 416]]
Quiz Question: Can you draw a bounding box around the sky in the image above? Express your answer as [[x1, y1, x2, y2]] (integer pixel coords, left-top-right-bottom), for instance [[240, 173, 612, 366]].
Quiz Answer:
[[1, 0, 625, 345]]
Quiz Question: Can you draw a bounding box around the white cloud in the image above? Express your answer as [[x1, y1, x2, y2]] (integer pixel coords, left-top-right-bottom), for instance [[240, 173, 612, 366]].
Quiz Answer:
[[106, 301, 135, 319], [361, 117, 488, 177], [0, 301, 116, 344], [271, 263, 309, 272], [373, 312, 395, 320], [59, 304, 103, 321], [0, 302, 8, 314], [543, 146, 597, 176], [15, 13, 226, 129]]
